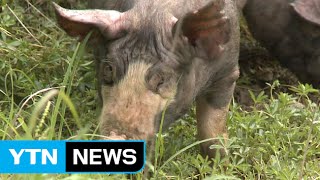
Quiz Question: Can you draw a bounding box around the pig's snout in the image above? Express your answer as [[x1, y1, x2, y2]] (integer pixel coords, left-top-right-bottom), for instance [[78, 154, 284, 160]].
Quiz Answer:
[[99, 62, 175, 141], [100, 111, 156, 141], [100, 113, 128, 140], [105, 131, 127, 140]]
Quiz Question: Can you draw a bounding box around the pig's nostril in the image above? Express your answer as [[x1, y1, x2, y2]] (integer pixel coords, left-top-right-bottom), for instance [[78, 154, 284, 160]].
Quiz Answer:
[[107, 131, 127, 140]]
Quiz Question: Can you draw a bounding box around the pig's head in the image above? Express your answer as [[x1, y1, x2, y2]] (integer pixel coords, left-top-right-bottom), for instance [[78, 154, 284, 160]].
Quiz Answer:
[[54, 1, 231, 141], [290, 0, 320, 85]]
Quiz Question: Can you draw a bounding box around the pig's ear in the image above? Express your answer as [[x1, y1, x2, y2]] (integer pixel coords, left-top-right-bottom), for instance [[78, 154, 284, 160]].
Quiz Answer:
[[173, 0, 231, 59], [291, 0, 320, 26], [53, 2, 128, 40]]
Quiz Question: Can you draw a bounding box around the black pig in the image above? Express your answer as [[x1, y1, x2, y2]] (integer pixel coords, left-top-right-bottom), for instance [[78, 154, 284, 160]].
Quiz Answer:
[[54, 0, 240, 158], [242, 0, 320, 87]]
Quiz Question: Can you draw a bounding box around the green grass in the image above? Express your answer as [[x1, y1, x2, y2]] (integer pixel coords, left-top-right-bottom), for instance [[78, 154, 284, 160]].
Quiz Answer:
[[1, 1, 320, 179]]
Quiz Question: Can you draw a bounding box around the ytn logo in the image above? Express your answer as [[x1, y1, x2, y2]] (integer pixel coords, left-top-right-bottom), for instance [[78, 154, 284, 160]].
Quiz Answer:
[[9, 149, 57, 165]]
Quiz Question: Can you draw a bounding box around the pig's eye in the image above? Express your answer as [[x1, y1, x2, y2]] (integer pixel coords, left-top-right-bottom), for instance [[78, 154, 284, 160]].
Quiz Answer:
[[102, 64, 115, 85], [146, 72, 164, 93]]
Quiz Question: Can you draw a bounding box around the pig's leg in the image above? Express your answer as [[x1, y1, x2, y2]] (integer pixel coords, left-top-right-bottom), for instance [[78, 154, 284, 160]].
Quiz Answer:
[[196, 69, 239, 158]]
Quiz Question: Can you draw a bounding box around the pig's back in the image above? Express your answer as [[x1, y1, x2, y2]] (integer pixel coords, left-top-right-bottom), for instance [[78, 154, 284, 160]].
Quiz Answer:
[[89, 0, 236, 20]]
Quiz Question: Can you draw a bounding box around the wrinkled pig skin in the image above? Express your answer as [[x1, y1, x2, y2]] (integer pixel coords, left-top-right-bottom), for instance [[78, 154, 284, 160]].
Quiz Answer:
[[54, 0, 240, 158], [242, 0, 320, 87], [88, 0, 134, 12]]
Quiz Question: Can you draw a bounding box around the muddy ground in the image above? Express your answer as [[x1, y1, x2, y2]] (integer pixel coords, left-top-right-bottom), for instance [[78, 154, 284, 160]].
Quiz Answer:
[[235, 20, 303, 107]]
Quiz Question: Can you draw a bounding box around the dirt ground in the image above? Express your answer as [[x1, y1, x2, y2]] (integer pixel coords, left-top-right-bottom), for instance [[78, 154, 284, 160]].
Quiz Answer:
[[235, 21, 302, 107]]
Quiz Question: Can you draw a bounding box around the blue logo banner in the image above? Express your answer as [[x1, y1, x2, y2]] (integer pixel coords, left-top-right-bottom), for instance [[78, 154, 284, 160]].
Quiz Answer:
[[0, 140, 146, 174]]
